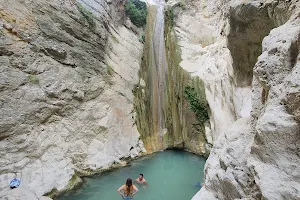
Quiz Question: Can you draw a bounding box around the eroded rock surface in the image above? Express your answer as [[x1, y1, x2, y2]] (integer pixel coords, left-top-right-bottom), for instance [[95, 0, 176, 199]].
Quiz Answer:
[[170, 0, 240, 141], [181, 0, 300, 199], [0, 0, 145, 198]]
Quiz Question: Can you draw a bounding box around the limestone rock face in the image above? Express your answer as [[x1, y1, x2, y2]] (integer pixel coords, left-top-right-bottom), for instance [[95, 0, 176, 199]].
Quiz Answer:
[[0, 187, 52, 200], [0, 0, 145, 198], [184, 0, 300, 199], [171, 0, 240, 141], [249, 19, 300, 199], [194, 118, 258, 200]]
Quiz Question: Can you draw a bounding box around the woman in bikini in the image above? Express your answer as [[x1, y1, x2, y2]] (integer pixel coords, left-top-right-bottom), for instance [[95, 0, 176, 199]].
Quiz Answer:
[[117, 178, 138, 199]]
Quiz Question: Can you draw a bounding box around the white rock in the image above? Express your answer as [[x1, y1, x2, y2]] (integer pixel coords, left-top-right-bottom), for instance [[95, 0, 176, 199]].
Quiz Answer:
[[0, 0, 145, 198], [186, 0, 300, 199], [174, 0, 240, 141]]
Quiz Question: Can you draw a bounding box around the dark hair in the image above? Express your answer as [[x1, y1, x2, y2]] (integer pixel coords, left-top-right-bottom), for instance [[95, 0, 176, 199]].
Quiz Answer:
[[126, 178, 132, 194], [139, 174, 143, 177]]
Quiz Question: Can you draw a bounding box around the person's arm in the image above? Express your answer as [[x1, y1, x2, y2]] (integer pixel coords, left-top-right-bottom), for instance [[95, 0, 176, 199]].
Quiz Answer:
[[117, 185, 124, 197], [143, 179, 148, 186], [132, 185, 139, 196]]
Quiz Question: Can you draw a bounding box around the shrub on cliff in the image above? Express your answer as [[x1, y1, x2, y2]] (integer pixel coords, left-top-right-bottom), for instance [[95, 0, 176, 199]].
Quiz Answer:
[[166, 8, 174, 27], [184, 84, 209, 123], [125, 0, 147, 27]]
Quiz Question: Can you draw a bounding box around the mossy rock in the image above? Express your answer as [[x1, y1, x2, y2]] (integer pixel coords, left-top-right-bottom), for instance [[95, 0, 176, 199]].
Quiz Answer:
[[76, 3, 96, 29], [27, 74, 39, 85], [184, 78, 209, 123]]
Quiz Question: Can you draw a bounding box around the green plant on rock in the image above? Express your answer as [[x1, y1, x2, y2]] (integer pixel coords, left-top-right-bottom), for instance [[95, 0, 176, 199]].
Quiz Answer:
[[179, 0, 186, 9], [125, 0, 147, 27], [139, 34, 145, 43], [166, 8, 174, 27], [106, 64, 115, 75], [76, 3, 96, 28], [27, 74, 39, 85], [111, 34, 119, 43], [184, 84, 209, 123]]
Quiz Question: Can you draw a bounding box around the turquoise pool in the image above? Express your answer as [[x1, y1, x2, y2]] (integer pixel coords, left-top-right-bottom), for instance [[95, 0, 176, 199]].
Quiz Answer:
[[58, 150, 206, 200]]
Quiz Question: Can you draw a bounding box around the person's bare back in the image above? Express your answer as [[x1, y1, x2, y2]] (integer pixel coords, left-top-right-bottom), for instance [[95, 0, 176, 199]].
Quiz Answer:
[[117, 178, 138, 199]]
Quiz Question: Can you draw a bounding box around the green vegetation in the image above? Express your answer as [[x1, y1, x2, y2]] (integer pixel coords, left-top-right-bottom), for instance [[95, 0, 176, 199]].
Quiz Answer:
[[67, 174, 81, 189], [76, 3, 96, 28], [125, 0, 147, 27], [27, 75, 39, 85], [45, 189, 58, 198], [179, 0, 186, 9], [139, 34, 145, 43], [184, 79, 209, 123], [166, 8, 174, 27], [111, 34, 119, 43], [107, 64, 115, 75]]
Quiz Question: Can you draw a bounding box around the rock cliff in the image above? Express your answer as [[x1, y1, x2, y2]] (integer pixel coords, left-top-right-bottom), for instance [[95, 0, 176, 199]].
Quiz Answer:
[[1, 0, 300, 199], [133, 0, 210, 155], [0, 0, 145, 198], [167, 0, 300, 199]]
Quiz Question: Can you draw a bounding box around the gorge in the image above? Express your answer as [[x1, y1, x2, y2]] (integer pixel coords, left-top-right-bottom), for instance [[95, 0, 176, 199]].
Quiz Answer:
[[0, 0, 300, 200]]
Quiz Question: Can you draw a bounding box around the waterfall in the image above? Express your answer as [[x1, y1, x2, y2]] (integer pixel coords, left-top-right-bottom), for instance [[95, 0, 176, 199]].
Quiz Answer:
[[135, 0, 209, 154], [148, 0, 168, 150]]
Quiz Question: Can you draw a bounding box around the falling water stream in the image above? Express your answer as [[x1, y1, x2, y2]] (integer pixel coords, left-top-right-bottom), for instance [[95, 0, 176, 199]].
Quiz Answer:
[[150, 0, 168, 150]]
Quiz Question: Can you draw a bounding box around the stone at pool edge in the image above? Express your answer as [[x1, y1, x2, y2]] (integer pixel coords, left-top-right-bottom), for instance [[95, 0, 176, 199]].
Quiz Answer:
[[0, 187, 52, 200]]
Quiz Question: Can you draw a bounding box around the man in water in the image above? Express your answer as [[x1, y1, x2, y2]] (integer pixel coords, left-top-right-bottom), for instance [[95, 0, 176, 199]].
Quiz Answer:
[[135, 174, 148, 185]]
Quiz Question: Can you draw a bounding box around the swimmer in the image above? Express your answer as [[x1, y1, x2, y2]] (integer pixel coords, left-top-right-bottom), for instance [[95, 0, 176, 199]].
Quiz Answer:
[[117, 178, 138, 200], [135, 174, 148, 186]]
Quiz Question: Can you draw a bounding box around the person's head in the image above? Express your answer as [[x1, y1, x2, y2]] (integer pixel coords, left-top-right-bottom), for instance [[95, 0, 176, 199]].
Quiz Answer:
[[139, 174, 143, 181], [126, 178, 132, 187], [126, 178, 133, 194]]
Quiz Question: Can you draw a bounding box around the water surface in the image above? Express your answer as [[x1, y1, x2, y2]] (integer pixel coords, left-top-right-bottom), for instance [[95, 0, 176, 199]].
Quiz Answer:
[[58, 150, 206, 200]]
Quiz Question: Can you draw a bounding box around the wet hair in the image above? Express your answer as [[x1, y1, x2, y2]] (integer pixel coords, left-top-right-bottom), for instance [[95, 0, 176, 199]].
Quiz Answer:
[[126, 178, 132, 194], [139, 174, 143, 177]]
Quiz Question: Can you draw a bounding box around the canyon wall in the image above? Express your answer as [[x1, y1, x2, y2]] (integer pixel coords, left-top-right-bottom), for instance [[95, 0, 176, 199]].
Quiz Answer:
[[167, 0, 300, 199], [0, 0, 146, 199], [0, 0, 211, 199], [1, 0, 299, 199]]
